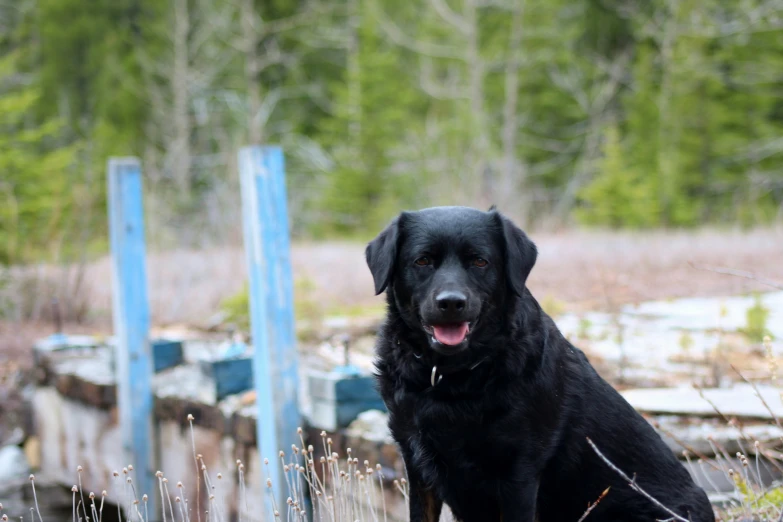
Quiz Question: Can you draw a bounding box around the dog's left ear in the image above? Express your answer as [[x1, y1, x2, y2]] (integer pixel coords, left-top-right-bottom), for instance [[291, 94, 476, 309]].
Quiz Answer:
[[365, 214, 405, 295], [493, 210, 537, 297]]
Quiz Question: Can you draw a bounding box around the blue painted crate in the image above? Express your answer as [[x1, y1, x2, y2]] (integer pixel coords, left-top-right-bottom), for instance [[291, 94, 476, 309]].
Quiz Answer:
[[334, 374, 385, 402], [308, 369, 387, 431], [201, 357, 254, 401], [152, 339, 184, 373]]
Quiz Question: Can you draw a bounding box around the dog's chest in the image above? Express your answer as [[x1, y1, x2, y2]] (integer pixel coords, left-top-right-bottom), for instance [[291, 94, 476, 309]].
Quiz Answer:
[[405, 393, 513, 484]]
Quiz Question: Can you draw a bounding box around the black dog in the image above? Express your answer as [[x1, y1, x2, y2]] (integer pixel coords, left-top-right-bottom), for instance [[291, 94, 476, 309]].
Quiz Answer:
[[366, 206, 714, 522]]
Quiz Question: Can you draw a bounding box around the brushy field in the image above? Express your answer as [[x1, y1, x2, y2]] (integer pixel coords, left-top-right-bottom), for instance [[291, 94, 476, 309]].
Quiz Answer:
[[2, 226, 783, 366]]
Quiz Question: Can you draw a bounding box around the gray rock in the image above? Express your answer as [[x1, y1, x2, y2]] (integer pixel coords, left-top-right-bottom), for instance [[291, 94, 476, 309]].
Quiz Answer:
[[346, 409, 393, 443], [0, 445, 29, 483]]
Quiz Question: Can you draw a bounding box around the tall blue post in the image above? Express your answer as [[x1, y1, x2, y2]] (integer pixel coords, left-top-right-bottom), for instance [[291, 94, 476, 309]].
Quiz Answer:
[[238, 146, 301, 514], [108, 158, 155, 508]]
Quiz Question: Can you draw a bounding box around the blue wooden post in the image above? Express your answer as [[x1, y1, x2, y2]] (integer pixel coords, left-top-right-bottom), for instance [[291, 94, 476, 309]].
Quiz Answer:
[[238, 146, 301, 514], [107, 158, 156, 508]]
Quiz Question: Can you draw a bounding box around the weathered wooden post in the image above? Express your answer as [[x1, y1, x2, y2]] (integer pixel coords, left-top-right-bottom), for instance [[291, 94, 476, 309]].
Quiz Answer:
[[238, 145, 301, 515], [107, 157, 156, 508]]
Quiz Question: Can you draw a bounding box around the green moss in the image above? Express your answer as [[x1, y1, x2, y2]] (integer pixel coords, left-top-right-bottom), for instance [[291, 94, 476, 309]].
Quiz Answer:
[[219, 276, 325, 334], [741, 293, 772, 342], [679, 331, 694, 353], [219, 285, 250, 331], [577, 317, 593, 340], [325, 302, 387, 319], [540, 295, 567, 318]]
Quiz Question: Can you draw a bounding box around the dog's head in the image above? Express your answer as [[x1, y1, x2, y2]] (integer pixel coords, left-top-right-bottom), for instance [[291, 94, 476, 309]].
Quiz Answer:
[[366, 206, 537, 356]]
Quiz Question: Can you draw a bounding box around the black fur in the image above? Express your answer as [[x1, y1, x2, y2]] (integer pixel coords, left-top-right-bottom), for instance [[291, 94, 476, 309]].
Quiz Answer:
[[366, 206, 714, 522]]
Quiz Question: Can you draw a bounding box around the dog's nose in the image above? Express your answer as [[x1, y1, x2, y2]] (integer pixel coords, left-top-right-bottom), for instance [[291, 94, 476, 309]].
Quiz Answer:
[[436, 291, 467, 313]]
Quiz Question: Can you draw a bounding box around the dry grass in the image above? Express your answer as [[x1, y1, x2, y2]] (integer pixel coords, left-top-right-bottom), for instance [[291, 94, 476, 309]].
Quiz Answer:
[[2, 226, 782, 368], [1, 418, 408, 522], [2, 346, 782, 522], [5, 400, 783, 522]]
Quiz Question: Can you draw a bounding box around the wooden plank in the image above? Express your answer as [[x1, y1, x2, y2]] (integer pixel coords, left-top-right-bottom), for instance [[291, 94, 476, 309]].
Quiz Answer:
[[239, 145, 302, 514], [262, 146, 301, 447], [651, 416, 783, 457], [107, 157, 156, 506], [622, 384, 783, 419]]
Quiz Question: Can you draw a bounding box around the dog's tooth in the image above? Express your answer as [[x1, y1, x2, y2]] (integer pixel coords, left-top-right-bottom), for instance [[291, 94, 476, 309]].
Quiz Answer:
[[431, 336, 437, 344]]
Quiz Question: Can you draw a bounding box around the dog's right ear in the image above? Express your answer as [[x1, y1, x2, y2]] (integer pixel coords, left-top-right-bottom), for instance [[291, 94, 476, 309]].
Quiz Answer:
[[365, 214, 404, 295]]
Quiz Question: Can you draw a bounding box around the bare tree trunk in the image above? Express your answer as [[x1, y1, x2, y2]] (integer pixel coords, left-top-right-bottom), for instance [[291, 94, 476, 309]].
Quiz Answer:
[[465, 0, 489, 201], [557, 120, 603, 218], [656, 0, 679, 226], [347, 0, 362, 140], [172, 0, 192, 190], [501, 1, 525, 214], [552, 49, 631, 222], [241, 0, 263, 145]]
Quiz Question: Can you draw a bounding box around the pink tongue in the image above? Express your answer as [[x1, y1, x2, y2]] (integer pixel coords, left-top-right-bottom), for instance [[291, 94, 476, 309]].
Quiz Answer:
[[432, 323, 469, 346]]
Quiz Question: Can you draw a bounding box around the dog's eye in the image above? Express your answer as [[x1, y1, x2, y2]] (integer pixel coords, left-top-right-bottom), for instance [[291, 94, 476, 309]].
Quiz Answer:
[[414, 256, 431, 267], [473, 257, 488, 268]]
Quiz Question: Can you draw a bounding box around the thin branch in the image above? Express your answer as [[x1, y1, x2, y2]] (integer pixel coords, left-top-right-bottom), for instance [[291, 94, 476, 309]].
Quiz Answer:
[[589, 50, 632, 116], [371, 0, 466, 60], [429, 0, 471, 34], [547, 63, 589, 113], [419, 58, 469, 100], [576, 487, 610, 522], [476, 0, 515, 7], [261, 2, 334, 35], [586, 438, 690, 522], [688, 262, 783, 291], [731, 365, 783, 431], [256, 40, 297, 73], [647, 418, 721, 471], [220, 2, 338, 53], [692, 383, 735, 427]]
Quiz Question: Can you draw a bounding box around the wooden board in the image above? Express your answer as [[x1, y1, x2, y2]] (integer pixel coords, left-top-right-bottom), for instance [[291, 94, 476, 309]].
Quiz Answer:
[[622, 384, 783, 419]]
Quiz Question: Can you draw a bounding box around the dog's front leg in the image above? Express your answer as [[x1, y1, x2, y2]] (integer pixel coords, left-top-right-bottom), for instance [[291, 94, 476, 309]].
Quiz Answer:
[[400, 450, 443, 522], [498, 479, 538, 522], [409, 480, 443, 522]]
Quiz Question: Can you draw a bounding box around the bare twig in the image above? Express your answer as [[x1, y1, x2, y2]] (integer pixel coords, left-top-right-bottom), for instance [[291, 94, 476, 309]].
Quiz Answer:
[[586, 438, 690, 522], [576, 487, 610, 522], [429, 0, 471, 34], [688, 262, 783, 291], [731, 365, 783, 432], [693, 384, 734, 426], [648, 419, 721, 470], [691, 383, 783, 475], [370, 0, 465, 60]]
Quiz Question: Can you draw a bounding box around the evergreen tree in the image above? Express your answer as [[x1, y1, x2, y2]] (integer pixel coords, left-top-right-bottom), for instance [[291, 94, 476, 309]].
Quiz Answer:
[[0, 50, 80, 264]]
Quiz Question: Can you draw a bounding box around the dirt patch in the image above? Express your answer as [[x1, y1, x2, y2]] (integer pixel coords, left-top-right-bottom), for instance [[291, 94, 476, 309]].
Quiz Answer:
[[529, 227, 783, 312]]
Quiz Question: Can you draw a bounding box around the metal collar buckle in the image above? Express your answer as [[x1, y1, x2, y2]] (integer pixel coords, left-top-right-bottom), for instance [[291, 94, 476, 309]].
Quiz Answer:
[[403, 338, 488, 388], [431, 366, 443, 387]]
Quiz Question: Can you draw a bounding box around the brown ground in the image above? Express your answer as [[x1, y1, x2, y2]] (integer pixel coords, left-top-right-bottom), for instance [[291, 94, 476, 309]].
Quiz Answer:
[[2, 226, 782, 368]]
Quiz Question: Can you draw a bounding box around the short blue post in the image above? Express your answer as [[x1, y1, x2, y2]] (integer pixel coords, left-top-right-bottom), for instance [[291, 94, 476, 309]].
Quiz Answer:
[[238, 146, 301, 514], [108, 158, 156, 508]]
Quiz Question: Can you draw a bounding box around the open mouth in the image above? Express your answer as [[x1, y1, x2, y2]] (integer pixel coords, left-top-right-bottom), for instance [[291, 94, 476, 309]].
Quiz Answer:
[[423, 322, 472, 347]]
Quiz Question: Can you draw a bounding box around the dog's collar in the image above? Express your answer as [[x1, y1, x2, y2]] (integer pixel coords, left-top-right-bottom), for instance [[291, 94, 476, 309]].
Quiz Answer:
[[395, 337, 489, 387], [415, 352, 490, 387]]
